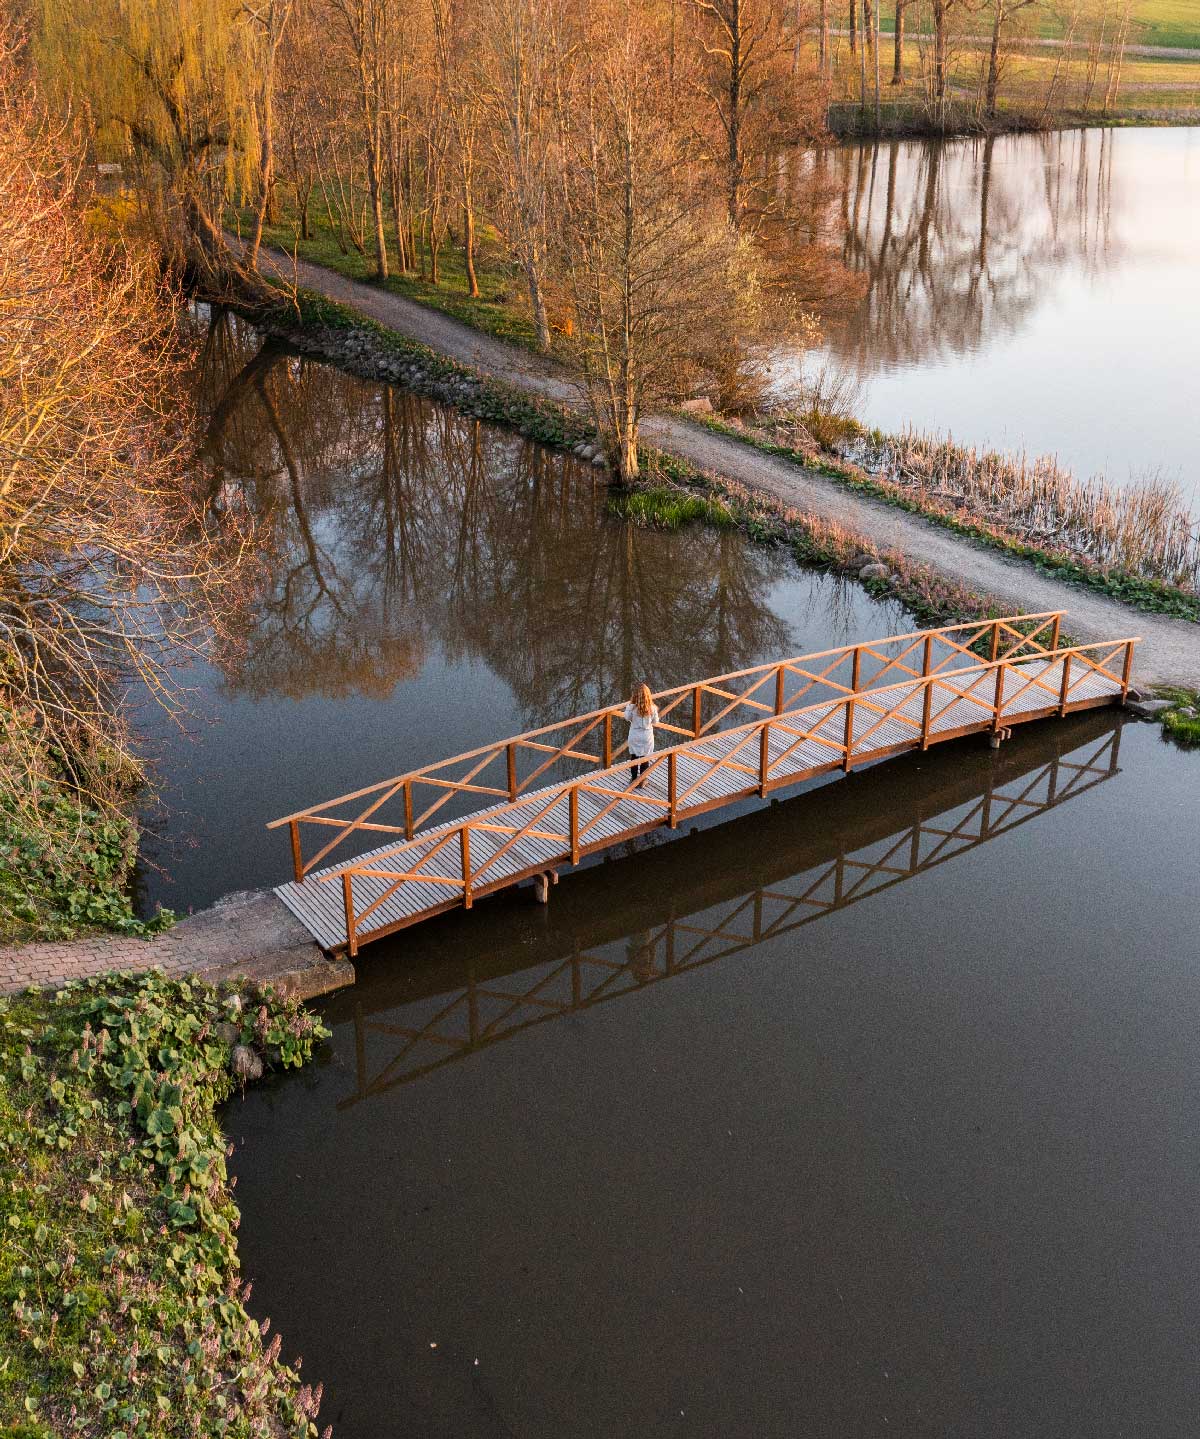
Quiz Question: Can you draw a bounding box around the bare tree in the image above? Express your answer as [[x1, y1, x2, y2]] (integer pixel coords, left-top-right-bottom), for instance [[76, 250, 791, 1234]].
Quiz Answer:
[[551, 5, 774, 479], [246, 0, 297, 269], [478, 0, 565, 348], [0, 53, 252, 826]]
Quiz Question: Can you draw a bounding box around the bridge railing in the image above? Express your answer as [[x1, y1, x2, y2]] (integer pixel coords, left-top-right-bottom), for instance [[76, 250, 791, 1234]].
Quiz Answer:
[[318, 634, 1136, 955], [269, 611, 1067, 881]]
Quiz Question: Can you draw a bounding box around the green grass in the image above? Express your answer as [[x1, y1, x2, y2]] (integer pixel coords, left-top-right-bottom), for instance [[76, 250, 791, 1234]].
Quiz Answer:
[[0, 709, 174, 944], [0, 971, 328, 1438], [1157, 688, 1200, 744], [608, 487, 736, 530], [866, 0, 1200, 49], [229, 199, 540, 349]]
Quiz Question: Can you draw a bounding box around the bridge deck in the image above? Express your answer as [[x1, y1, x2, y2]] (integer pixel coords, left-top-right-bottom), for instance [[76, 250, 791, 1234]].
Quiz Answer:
[[275, 639, 1133, 954]]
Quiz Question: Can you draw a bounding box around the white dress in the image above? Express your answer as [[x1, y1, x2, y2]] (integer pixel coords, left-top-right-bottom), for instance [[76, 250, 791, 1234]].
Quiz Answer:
[[623, 702, 659, 758]]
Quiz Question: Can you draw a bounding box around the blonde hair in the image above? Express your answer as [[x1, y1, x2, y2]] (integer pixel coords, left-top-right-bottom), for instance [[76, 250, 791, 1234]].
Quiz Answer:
[[631, 682, 654, 717]]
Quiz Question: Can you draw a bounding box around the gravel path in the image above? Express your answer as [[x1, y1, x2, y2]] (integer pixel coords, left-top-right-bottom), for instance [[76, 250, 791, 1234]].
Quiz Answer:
[[269, 250, 1200, 687]]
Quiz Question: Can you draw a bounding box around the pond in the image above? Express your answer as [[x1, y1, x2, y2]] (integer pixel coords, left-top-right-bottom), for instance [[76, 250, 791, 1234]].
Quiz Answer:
[[228, 709, 1200, 1438], [779, 127, 1200, 500], [162, 312, 1200, 1438], [134, 313, 910, 916]]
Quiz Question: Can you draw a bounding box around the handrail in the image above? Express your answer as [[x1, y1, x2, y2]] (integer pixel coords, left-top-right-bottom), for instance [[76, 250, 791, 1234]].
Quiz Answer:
[[316, 635, 1138, 955], [268, 611, 1068, 880]]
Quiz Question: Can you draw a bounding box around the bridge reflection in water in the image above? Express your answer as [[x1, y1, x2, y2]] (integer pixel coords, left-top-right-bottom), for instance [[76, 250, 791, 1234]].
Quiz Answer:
[[334, 714, 1122, 1107]]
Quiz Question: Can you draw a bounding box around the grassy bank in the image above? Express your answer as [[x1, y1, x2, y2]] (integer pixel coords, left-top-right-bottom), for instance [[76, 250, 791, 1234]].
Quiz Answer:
[[0, 711, 173, 946], [228, 203, 540, 351], [0, 970, 329, 1437]]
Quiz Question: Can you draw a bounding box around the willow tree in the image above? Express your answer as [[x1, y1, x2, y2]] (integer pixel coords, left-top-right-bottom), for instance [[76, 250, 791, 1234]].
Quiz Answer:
[[37, 0, 270, 294]]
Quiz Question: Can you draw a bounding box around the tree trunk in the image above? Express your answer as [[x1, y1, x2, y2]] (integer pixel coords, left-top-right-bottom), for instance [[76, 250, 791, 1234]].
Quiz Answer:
[[463, 177, 478, 298], [933, 0, 948, 106], [367, 151, 388, 280], [849, 0, 857, 54], [528, 263, 551, 349], [893, 1, 904, 82], [985, 0, 1003, 117], [727, 6, 743, 227], [820, 0, 828, 71], [248, 86, 275, 271]]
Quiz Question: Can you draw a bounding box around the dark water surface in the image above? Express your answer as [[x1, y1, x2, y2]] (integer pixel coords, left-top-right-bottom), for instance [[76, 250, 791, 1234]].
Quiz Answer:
[[135, 313, 908, 913], [228, 712, 1200, 1437], [781, 127, 1200, 497]]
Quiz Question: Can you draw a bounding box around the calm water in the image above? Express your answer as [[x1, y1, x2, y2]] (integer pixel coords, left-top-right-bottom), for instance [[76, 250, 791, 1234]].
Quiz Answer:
[[135, 314, 909, 914], [782, 127, 1200, 497], [229, 711, 1200, 1437]]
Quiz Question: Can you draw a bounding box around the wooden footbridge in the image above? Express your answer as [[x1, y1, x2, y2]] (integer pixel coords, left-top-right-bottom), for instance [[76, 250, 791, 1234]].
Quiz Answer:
[[270, 612, 1137, 955], [336, 721, 1123, 1103]]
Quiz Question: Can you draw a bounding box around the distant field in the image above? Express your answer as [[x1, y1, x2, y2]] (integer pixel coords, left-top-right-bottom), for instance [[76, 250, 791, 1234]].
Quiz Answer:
[[827, 31, 1200, 117], [872, 0, 1200, 52]]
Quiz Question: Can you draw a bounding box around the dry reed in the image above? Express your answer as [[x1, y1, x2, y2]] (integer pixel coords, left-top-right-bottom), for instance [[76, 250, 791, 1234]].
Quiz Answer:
[[857, 429, 1200, 592]]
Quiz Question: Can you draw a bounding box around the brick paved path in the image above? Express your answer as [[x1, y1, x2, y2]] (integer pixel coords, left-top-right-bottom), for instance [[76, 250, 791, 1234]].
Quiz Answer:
[[0, 890, 352, 1000]]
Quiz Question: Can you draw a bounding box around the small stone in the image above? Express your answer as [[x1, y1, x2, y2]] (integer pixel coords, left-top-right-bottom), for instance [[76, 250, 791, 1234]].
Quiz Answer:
[[1125, 698, 1172, 720], [214, 1021, 240, 1046], [858, 562, 890, 581], [231, 1045, 264, 1082], [591, 453, 607, 468]]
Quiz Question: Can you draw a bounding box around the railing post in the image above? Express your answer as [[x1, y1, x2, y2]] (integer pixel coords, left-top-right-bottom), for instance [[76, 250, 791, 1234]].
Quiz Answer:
[[992, 659, 1006, 732], [759, 723, 771, 797], [1121, 640, 1134, 701], [989, 620, 1000, 663], [774, 665, 785, 715], [843, 697, 855, 772], [1050, 613, 1062, 653], [461, 826, 472, 909], [922, 633, 933, 678], [668, 752, 678, 827], [693, 685, 702, 737], [1058, 652, 1073, 717], [507, 742, 517, 801], [342, 873, 358, 958], [569, 785, 580, 862], [921, 674, 934, 750], [404, 780, 413, 842], [603, 712, 612, 769], [289, 820, 304, 883], [850, 645, 862, 693]]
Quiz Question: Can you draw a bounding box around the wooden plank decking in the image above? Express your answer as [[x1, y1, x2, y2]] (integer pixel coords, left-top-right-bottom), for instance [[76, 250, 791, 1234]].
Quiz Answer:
[[274, 627, 1136, 954]]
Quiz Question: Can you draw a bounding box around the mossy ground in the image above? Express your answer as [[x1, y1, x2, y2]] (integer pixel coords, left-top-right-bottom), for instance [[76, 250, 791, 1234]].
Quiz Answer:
[[1156, 688, 1200, 745], [0, 971, 329, 1438]]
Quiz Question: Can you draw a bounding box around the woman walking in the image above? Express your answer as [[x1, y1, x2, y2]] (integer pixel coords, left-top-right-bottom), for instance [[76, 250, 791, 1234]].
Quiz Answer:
[[623, 682, 659, 785]]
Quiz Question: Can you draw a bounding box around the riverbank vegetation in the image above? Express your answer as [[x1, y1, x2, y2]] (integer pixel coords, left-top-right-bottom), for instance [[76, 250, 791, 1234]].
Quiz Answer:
[[696, 408, 1200, 620], [0, 39, 253, 940], [0, 970, 329, 1435]]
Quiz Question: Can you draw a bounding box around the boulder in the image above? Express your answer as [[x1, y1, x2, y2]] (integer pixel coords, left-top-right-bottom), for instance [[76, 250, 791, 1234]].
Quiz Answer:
[[858, 562, 891, 582], [679, 396, 714, 414]]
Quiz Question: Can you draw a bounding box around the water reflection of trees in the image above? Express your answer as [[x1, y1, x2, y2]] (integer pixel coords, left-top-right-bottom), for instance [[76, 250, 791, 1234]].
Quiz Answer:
[[196, 311, 791, 723], [791, 129, 1118, 373]]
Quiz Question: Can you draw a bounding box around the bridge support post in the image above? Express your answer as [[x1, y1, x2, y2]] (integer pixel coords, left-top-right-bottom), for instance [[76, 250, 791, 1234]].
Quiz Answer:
[[461, 827, 472, 909], [668, 752, 678, 827], [1058, 653, 1073, 717], [533, 870, 558, 904], [569, 786, 580, 862], [342, 873, 358, 958], [843, 698, 856, 772]]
